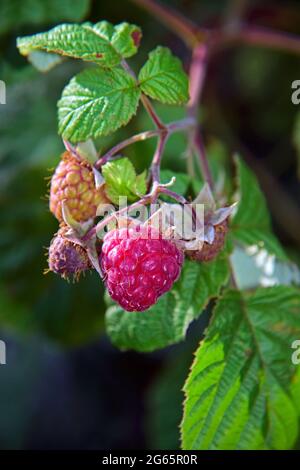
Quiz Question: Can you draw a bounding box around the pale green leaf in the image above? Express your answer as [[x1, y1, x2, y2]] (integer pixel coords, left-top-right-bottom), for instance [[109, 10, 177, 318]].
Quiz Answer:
[[27, 51, 63, 72], [181, 286, 300, 450], [231, 245, 300, 290], [102, 158, 147, 205], [17, 21, 141, 68], [231, 157, 286, 259], [138, 47, 189, 104], [105, 255, 229, 352], [58, 67, 141, 143]]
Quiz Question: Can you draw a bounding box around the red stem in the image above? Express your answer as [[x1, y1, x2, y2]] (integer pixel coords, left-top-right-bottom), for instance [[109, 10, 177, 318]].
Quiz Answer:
[[131, 0, 300, 56], [151, 131, 168, 184], [130, 0, 201, 48], [187, 44, 214, 189], [95, 118, 195, 169]]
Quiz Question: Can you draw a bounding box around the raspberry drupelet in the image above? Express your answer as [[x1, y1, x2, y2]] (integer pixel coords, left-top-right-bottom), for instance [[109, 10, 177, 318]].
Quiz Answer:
[[100, 225, 184, 312]]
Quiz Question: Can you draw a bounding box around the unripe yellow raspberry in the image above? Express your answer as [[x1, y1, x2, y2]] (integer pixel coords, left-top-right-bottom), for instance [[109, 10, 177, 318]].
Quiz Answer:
[[49, 152, 109, 222]]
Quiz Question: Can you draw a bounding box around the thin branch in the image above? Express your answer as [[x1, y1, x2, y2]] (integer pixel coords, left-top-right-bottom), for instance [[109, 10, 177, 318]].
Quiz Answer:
[[131, 0, 300, 56], [193, 131, 214, 190], [187, 44, 214, 190], [81, 181, 188, 243], [96, 130, 160, 168], [227, 26, 300, 55], [141, 95, 166, 129], [187, 45, 208, 118], [121, 59, 165, 129], [151, 131, 168, 184], [95, 118, 195, 169], [160, 188, 187, 204], [130, 0, 203, 48]]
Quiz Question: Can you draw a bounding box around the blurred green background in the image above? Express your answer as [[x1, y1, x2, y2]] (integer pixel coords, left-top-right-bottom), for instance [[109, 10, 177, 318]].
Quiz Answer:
[[0, 0, 300, 449]]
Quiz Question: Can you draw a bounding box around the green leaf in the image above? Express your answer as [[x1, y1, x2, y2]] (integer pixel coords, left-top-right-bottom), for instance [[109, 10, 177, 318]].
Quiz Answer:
[[102, 158, 147, 205], [138, 47, 189, 105], [181, 286, 300, 450], [58, 67, 141, 143], [231, 157, 286, 259], [1, 0, 90, 35], [105, 255, 229, 352], [17, 21, 141, 68]]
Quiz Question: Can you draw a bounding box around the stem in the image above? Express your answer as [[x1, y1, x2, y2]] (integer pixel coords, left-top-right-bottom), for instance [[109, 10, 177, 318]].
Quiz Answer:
[[121, 59, 165, 129], [63, 140, 81, 161], [130, 0, 202, 48], [141, 95, 166, 129], [187, 44, 214, 190], [81, 182, 188, 243], [151, 131, 168, 184], [160, 188, 187, 204], [188, 45, 208, 118], [193, 131, 214, 190], [96, 130, 159, 168], [131, 0, 300, 56], [227, 26, 300, 55], [95, 118, 195, 169], [82, 195, 151, 242]]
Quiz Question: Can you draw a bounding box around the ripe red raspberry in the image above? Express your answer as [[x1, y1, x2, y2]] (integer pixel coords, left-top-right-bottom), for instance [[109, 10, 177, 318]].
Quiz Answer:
[[100, 225, 184, 312], [49, 151, 108, 223], [186, 219, 228, 262], [47, 226, 91, 281]]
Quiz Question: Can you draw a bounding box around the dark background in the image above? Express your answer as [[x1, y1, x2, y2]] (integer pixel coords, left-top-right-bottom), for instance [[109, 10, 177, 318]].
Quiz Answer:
[[0, 0, 299, 449]]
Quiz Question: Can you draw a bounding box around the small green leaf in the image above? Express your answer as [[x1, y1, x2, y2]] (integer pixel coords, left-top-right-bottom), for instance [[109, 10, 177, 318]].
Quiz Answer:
[[181, 286, 300, 450], [105, 255, 229, 352], [102, 158, 147, 205], [231, 157, 286, 259], [58, 67, 141, 143], [17, 21, 141, 68], [138, 47, 189, 105]]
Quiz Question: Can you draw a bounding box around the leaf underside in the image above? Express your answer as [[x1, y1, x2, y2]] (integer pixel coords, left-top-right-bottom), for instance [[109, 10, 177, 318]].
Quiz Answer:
[[17, 21, 141, 68], [231, 157, 286, 259]]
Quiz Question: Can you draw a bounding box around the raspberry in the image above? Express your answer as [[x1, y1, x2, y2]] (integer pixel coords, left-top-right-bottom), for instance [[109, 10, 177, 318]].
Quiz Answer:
[[47, 226, 91, 281], [49, 151, 108, 223], [186, 219, 228, 262], [100, 225, 184, 312]]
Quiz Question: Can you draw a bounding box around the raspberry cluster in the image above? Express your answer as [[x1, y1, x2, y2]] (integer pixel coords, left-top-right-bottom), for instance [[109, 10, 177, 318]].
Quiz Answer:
[[47, 152, 230, 311], [100, 225, 184, 311]]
